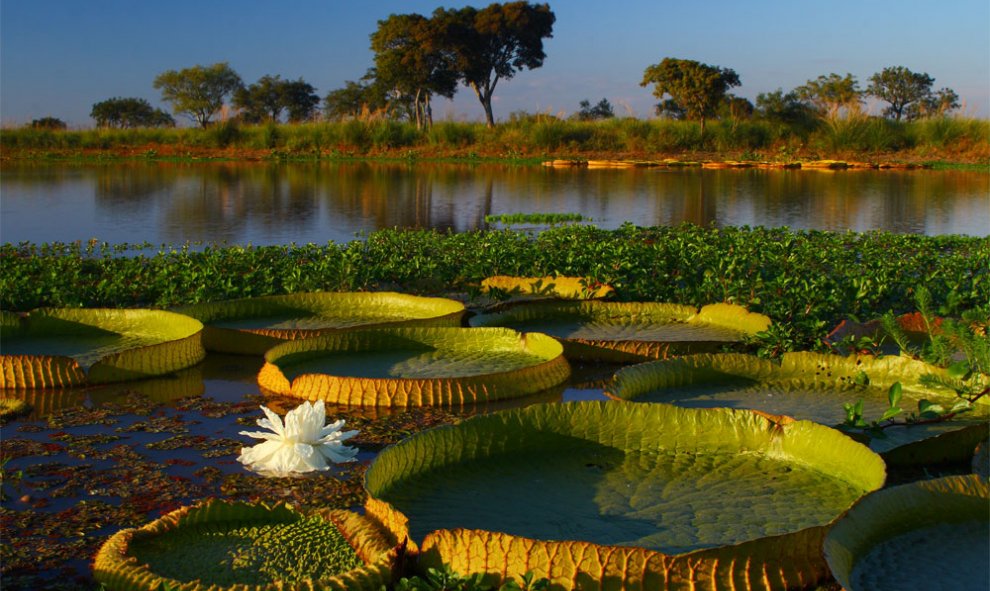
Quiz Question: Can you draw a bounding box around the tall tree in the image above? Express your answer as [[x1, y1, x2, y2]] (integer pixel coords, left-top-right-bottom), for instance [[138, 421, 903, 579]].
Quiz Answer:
[[233, 75, 285, 123], [153, 62, 243, 128], [281, 79, 321, 122], [795, 73, 861, 120], [371, 13, 459, 129], [640, 58, 740, 134], [435, 2, 555, 127], [91, 97, 175, 128], [867, 66, 937, 122], [234, 75, 320, 123]]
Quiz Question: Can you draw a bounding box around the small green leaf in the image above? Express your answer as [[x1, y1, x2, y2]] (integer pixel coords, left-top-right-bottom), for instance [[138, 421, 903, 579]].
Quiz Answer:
[[879, 407, 903, 422], [854, 371, 870, 386], [887, 382, 903, 410], [949, 400, 973, 414]]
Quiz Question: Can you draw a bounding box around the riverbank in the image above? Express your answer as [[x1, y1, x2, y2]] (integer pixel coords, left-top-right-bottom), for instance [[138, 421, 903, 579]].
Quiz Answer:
[[2, 117, 988, 167]]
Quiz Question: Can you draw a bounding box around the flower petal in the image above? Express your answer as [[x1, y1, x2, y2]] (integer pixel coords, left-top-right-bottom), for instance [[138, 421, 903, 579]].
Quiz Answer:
[[259, 405, 285, 437]]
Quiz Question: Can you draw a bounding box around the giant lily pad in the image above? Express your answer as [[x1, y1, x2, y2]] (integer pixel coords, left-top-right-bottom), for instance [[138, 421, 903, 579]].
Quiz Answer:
[[94, 499, 399, 591], [481, 275, 614, 300], [1, 309, 205, 389], [606, 352, 990, 462], [258, 327, 570, 407], [177, 292, 465, 355], [823, 474, 989, 591], [469, 301, 770, 362], [364, 401, 885, 590]]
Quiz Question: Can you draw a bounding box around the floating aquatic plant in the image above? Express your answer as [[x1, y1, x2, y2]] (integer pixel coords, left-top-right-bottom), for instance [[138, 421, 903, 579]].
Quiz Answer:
[[238, 400, 359, 476]]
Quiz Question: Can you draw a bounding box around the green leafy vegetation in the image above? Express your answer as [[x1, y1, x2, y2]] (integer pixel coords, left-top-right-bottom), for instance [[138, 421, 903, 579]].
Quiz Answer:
[[5, 115, 986, 160], [2, 225, 986, 353], [840, 286, 989, 438]]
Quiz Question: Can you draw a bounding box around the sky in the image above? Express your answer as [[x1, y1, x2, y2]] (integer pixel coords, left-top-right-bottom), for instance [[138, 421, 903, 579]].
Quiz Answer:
[[2, 0, 988, 128]]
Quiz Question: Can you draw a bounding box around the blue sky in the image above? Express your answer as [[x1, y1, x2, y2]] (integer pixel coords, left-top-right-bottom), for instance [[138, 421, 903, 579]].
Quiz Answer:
[[2, 0, 988, 127]]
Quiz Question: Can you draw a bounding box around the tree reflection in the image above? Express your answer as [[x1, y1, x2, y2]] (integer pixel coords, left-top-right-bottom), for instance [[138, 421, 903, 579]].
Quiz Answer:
[[2, 162, 986, 245]]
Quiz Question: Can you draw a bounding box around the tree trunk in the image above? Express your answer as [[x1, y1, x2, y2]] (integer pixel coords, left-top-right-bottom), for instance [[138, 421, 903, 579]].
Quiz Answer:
[[472, 80, 497, 128], [425, 94, 433, 128], [414, 88, 423, 130]]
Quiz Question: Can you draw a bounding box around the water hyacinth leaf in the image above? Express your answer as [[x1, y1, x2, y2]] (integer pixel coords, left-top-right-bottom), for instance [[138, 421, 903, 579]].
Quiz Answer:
[[823, 475, 989, 591], [93, 499, 399, 591], [177, 292, 465, 355], [259, 327, 570, 407], [606, 352, 990, 462], [469, 301, 769, 362], [365, 401, 885, 590], [0, 308, 205, 389]]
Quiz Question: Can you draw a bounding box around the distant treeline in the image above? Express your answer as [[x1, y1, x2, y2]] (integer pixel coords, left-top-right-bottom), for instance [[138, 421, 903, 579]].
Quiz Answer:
[[3, 115, 988, 161]]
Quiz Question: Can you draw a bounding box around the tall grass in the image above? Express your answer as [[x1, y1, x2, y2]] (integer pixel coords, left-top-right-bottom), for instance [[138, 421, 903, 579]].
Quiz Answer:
[[2, 116, 987, 160]]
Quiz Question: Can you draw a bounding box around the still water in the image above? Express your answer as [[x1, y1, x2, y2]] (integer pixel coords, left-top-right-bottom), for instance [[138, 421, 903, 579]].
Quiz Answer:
[[1, 161, 987, 244]]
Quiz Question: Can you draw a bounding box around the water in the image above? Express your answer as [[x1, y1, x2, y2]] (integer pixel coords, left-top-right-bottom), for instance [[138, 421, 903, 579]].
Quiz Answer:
[[1, 161, 987, 245]]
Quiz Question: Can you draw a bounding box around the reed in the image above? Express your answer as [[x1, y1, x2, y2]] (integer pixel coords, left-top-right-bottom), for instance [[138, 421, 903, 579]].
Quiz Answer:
[[2, 116, 987, 161]]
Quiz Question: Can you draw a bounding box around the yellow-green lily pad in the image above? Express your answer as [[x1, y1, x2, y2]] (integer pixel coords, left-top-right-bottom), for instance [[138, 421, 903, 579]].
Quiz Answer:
[[94, 499, 399, 591], [258, 327, 570, 407], [606, 352, 990, 463], [469, 301, 769, 362], [824, 474, 989, 591], [177, 292, 465, 355], [1, 308, 205, 388], [365, 401, 885, 590]]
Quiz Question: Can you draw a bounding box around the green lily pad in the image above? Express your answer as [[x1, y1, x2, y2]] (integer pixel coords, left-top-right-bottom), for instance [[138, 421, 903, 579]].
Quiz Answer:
[[607, 352, 990, 462], [469, 302, 770, 362], [824, 475, 989, 591], [177, 292, 465, 355], [94, 499, 399, 591], [480, 275, 614, 299], [365, 401, 884, 589], [1, 308, 205, 388], [258, 327, 570, 406]]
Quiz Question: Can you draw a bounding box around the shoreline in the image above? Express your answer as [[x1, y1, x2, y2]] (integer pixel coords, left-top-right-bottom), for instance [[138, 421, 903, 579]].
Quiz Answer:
[[2, 144, 988, 171]]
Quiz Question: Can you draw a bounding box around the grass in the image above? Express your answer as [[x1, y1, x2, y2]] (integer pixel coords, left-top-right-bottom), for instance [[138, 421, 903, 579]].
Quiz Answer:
[[3, 116, 987, 163]]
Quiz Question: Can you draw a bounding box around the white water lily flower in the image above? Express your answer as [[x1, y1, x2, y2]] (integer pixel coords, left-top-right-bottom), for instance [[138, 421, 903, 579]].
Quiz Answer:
[[237, 400, 359, 476]]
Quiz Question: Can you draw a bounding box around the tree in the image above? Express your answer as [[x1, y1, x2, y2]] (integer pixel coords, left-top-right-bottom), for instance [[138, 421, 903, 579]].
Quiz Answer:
[[574, 98, 614, 121], [153, 62, 243, 128], [435, 2, 555, 127], [28, 117, 66, 130], [908, 87, 960, 119], [91, 97, 175, 128], [281, 79, 321, 122], [324, 74, 395, 121], [755, 89, 817, 133], [371, 13, 459, 129], [233, 75, 320, 123], [640, 58, 740, 134], [719, 94, 754, 120], [867, 66, 937, 122], [795, 73, 861, 120]]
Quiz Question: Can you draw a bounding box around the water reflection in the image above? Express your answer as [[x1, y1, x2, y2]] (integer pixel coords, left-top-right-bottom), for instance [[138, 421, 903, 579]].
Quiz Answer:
[[1, 161, 986, 244]]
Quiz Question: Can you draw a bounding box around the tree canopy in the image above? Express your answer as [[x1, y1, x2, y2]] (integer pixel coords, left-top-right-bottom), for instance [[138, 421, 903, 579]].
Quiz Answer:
[[233, 75, 320, 123], [91, 97, 175, 128], [434, 2, 555, 127], [640, 58, 740, 133], [867, 66, 958, 121], [795, 73, 862, 120], [371, 13, 459, 128], [153, 62, 243, 128]]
